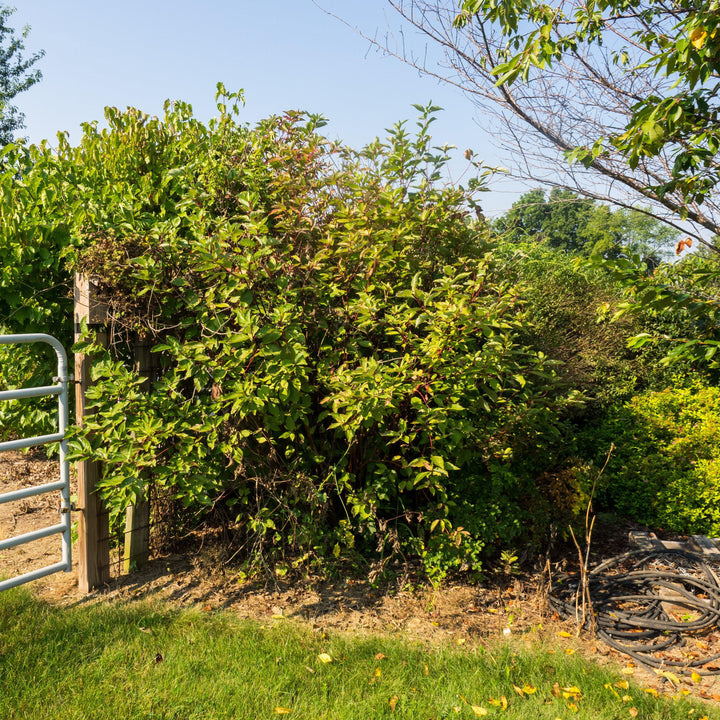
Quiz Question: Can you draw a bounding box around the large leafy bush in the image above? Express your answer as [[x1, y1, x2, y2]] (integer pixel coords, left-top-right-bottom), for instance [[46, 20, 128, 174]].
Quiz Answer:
[[2, 88, 580, 575]]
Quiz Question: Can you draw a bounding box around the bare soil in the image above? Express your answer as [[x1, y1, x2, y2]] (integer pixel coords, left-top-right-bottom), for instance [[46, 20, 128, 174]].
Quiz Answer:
[[2, 450, 720, 707]]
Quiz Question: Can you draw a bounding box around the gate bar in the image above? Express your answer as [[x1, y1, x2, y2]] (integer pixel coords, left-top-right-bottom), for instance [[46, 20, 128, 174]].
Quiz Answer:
[[0, 333, 72, 590], [0, 561, 69, 593], [0, 522, 67, 551], [0, 433, 64, 453], [0, 480, 66, 504]]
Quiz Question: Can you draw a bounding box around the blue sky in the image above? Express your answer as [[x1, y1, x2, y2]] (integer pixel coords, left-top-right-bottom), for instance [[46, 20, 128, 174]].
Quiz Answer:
[[11, 1, 527, 216]]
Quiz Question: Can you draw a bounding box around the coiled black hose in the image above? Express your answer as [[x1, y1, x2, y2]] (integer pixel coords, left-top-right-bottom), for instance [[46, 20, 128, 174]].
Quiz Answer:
[[548, 549, 720, 674]]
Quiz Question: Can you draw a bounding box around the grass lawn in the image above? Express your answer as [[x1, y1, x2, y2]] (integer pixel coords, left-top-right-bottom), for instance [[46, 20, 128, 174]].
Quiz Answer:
[[0, 586, 713, 720]]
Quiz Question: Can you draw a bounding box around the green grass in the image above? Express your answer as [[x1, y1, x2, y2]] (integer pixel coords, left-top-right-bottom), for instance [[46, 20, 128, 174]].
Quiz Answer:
[[0, 586, 713, 720]]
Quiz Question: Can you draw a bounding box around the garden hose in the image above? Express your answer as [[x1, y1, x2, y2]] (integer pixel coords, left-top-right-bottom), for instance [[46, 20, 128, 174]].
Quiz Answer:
[[547, 549, 720, 674]]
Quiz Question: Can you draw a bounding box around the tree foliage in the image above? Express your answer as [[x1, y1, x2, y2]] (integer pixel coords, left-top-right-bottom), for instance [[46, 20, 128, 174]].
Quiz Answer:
[[383, 0, 720, 247], [0, 4, 43, 146], [495, 187, 678, 260]]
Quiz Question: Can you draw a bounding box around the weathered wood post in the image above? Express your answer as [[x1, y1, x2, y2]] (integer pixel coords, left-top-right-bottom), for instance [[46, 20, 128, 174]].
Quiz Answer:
[[74, 274, 111, 592], [123, 337, 152, 573]]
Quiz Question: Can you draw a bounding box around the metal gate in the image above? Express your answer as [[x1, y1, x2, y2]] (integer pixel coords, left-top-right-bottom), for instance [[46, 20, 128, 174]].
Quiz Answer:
[[0, 334, 72, 591]]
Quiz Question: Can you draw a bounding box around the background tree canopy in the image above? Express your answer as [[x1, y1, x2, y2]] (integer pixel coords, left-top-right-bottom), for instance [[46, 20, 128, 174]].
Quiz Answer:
[[494, 188, 678, 261], [0, 4, 43, 146]]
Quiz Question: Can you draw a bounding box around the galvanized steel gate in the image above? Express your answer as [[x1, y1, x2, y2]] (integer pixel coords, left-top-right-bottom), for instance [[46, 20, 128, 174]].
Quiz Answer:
[[0, 334, 72, 591]]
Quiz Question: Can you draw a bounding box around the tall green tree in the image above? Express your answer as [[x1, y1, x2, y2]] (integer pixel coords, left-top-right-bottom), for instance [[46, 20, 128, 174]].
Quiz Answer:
[[0, 4, 43, 146], [495, 188, 677, 260], [383, 0, 720, 249]]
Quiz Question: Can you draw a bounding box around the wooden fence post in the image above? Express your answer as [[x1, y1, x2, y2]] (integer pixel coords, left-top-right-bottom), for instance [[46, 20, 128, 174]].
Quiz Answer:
[[74, 274, 111, 592], [123, 337, 152, 573]]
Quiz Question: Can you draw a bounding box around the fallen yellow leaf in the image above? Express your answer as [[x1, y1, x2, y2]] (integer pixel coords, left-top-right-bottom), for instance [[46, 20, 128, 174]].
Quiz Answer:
[[488, 696, 508, 710], [622, 695, 632, 702], [374, 667, 381, 677], [563, 686, 582, 696], [471, 705, 488, 716], [274, 708, 292, 715], [629, 708, 638, 718], [523, 684, 537, 695], [565, 648, 576, 655], [691, 671, 702, 684], [457, 637, 466, 645], [318, 653, 333, 664], [389, 695, 398, 711], [424, 663, 429, 676], [567, 702, 579, 712], [615, 680, 630, 690], [621, 666, 635, 675], [375, 652, 386, 661], [655, 670, 680, 685], [558, 631, 573, 638], [604, 683, 621, 700], [513, 685, 525, 697], [643, 687, 658, 697]]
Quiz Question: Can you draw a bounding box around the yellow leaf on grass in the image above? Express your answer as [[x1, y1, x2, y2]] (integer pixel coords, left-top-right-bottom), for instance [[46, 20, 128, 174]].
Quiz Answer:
[[374, 667, 381, 677], [471, 706, 488, 716], [615, 680, 630, 690], [523, 684, 537, 695], [488, 696, 508, 710], [621, 666, 635, 675], [513, 685, 525, 697], [375, 653, 386, 661], [643, 687, 658, 697], [389, 695, 398, 711], [274, 708, 292, 715], [565, 648, 576, 655], [604, 683, 621, 700], [622, 696, 632, 703], [318, 653, 333, 663], [691, 671, 702, 684], [629, 708, 638, 718], [567, 702, 579, 712], [558, 631, 573, 638], [424, 663, 429, 676]]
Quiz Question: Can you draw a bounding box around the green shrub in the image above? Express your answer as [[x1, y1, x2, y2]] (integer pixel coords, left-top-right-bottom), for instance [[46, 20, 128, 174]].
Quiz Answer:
[[60, 91, 580, 575], [595, 377, 720, 534], [1, 87, 582, 576]]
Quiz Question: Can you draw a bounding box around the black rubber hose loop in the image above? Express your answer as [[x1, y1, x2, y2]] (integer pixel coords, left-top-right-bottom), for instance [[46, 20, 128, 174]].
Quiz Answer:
[[548, 549, 720, 675]]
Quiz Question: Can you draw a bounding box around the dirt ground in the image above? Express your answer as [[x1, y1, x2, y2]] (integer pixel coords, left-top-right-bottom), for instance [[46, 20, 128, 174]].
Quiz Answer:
[[2, 450, 720, 708]]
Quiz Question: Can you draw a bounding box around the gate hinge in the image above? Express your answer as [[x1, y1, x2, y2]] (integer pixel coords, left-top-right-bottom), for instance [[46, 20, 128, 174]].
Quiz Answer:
[[59, 502, 77, 514]]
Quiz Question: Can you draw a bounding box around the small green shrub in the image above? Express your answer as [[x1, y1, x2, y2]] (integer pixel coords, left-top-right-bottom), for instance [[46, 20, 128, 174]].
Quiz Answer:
[[596, 377, 720, 534]]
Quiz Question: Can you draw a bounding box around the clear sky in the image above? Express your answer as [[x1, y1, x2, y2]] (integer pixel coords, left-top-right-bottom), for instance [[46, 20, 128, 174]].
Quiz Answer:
[[10, 1, 528, 216]]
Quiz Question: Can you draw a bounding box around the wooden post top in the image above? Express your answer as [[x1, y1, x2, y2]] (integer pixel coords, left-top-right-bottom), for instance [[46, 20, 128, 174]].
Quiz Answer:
[[74, 274, 110, 328]]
